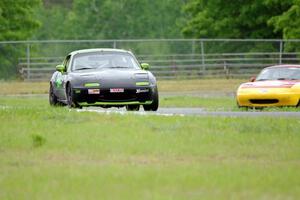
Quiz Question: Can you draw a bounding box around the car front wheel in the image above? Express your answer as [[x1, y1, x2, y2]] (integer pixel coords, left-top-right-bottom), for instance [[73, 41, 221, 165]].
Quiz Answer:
[[143, 87, 159, 111], [66, 84, 81, 108], [49, 84, 59, 106]]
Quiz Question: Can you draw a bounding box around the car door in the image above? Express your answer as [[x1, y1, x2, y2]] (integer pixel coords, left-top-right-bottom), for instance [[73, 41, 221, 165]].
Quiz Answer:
[[56, 55, 71, 100]]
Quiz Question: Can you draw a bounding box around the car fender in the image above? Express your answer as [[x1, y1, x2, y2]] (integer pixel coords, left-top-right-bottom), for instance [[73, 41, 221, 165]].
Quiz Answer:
[[291, 83, 300, 96], [148, 71, 157, 87], [50, 71, 59, 83]]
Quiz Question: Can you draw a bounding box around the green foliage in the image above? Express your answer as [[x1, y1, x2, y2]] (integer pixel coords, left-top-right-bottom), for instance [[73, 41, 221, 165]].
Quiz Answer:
[[35, 0, 184, 40], [0, 0, 41, 79], [33, 5, 68, 39], [0, 44, 26, 79], [180, 0, 300, 54], [4, 0, 300, 79], [268, 0, 300, 39], [0, 0, 41, 40], [27, 0, 186, 67], [268, 0, 300, 50], [182, 0, 292, 39]]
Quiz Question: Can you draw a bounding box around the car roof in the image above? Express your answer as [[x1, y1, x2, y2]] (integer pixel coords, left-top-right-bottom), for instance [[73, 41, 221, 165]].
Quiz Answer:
[[69, 48, 131, 56], [266, 64, 300, 69]]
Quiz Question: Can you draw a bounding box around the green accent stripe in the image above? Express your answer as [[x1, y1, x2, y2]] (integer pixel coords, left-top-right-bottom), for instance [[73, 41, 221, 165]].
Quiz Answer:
[[136, 82, 149, 86], [79, 101, 152, 106], [84, 83, 100, 87]]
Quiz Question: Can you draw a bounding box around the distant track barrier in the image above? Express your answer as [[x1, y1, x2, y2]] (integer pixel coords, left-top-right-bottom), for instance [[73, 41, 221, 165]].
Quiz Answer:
[[1, 39, 300, 81]]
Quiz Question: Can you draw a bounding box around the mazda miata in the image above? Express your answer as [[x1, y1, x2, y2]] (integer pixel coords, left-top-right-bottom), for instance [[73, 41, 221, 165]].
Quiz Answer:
[[49, 48, 159, 111], [236, 65, 300, 108]]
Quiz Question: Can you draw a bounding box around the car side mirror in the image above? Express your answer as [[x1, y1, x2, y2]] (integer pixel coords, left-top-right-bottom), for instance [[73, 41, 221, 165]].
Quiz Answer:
[[250, 76, 256, 82], [56, 64, 65, 72], [141, 63, 150, 70]]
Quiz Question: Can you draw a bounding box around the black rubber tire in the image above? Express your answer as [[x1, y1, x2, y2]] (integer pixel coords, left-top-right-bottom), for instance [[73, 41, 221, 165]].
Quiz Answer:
[[49, 84, 59, 106], [66, 84, 81, 108], [297, 99, 300, 107], [126, 105, 140, 111], [238, 105, 249, 111], [253, 107, 264, 110], [143, 87, 159, 111]]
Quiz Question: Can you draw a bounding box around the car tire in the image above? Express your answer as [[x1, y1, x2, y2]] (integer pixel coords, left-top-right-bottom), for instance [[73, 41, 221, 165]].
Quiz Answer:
[[297, 100, 300, 107], [143, 87, 159, 111], [66, 84, 81, 108], [126, 105, 140, 111], [49, 84, 59, 106], [236, 101, 249, 110]]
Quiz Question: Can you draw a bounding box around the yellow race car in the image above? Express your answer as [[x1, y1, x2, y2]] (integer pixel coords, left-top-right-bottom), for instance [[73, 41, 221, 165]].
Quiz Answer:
[[236, 65, 300, 108]]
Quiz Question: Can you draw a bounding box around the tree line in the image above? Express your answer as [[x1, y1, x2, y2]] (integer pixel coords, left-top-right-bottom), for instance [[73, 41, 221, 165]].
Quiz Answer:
[[1, 0, 300, 78], [2, 0, 300, 41]]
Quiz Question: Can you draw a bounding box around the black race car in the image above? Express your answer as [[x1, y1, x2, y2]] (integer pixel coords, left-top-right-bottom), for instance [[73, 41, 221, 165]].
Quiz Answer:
[[49, 48, 159, 111]]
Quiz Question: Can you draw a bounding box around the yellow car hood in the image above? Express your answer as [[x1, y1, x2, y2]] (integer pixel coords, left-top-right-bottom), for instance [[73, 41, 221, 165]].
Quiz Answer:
[[240, 80, 298, 89]]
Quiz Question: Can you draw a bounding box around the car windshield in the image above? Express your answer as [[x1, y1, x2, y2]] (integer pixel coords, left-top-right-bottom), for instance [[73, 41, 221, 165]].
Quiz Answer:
[[256, 67, 300, 81], [72, 52, 140, 71]]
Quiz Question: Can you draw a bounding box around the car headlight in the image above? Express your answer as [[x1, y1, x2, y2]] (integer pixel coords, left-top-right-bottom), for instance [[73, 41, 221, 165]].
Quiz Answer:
[[134, 73, 149, 79], [84, 82, 100, 87], [136, 81, 150, 86]]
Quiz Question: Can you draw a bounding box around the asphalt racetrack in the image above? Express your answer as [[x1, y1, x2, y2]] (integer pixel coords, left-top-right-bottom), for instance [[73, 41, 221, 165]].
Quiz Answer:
[[4, 94, 300, 117], [79, 107, 300, 117]]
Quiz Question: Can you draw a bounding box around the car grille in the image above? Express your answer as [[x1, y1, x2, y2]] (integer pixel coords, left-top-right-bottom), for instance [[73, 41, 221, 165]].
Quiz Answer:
[[77, 88, 152, 103], [99, 89, 137, 101], [249, 99, 279, 104]]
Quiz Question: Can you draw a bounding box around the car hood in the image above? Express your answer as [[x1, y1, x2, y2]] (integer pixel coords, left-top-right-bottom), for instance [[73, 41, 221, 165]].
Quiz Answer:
[[240, 80, 299, 89], [70, 68, 150, 88]]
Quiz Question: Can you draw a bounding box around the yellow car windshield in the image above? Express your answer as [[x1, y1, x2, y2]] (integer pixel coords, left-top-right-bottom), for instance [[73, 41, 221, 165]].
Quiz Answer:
[[256, 67, 300, 81]]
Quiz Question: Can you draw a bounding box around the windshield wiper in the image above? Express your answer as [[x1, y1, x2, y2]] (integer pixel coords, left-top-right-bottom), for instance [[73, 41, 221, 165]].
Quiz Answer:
[[76, 67, 94, 70], [256, 79, 269, 81], [109, 66, 130, 68], [277, 78, 287, 80], [277, 78, 300, 80]]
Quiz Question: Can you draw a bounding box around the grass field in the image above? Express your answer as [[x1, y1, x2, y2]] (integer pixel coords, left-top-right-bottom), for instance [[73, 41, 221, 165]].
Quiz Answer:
[[0, 96, 300, 199], [0, 80, 300, 199], [160, 96, 300, 111], [160, 95, 235, 110]]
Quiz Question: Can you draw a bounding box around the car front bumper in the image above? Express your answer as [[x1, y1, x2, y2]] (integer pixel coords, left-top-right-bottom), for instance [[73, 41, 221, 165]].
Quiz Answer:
[[72, 86, 155, 106], [237, 88, 300, 107]]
